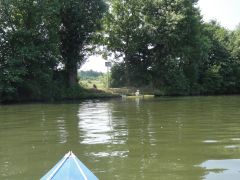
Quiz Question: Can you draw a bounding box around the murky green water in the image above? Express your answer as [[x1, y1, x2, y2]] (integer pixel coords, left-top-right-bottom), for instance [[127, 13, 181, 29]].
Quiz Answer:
[[1, 96, 240, 180]]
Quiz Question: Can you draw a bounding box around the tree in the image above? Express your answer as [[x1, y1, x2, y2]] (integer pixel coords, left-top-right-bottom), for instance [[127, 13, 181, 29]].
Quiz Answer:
[[105, 0, 204, 94], [223, 25, 240, 93], [103, 0, 148, 86], [230, 25, 240, 60], [59, 0, 107, 87], [0, 0, 107, 102], [143, 0, 203, 93], [0, 0, 59, 101]]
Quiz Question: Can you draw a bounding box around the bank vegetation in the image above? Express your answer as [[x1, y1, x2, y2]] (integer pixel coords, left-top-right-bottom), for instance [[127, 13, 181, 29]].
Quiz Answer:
[[0, 0, 239, 103]]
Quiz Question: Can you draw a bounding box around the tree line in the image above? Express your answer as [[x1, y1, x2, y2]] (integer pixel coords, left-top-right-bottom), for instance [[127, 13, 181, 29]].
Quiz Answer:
[[79, 70, 103, 80], [0, 0, 239, 103], [0, 0, 106, 102], [106, 0, 240, 95]]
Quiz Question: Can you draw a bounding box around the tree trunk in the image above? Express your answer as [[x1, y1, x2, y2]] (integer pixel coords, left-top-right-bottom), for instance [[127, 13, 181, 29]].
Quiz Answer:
[[66, 63, 78, 87], [124, 55, 131, 87]]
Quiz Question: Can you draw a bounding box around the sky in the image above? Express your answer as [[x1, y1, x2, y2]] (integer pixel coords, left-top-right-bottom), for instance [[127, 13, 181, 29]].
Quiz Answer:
[[81, 0, 240, 72], [198, 0, 240, 30]]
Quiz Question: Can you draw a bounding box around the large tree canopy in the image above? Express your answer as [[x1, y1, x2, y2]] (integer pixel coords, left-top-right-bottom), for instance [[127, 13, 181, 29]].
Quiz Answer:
[[0, 0, 107, 102], [59, 0, 107, 87], [103, 0, 205, 94], [0, 0, 59, 101], [105, 0, 240, 95]]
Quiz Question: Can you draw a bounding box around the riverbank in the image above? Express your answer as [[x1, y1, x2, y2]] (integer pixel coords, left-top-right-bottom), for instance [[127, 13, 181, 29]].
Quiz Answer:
[[2, 85, 239, 104], [0, 87, 121, 104], [69, 88, 121, 100]]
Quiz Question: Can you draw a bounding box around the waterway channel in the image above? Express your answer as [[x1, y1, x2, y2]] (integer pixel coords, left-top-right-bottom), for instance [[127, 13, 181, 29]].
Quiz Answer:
[[1, 96, 240, 179]]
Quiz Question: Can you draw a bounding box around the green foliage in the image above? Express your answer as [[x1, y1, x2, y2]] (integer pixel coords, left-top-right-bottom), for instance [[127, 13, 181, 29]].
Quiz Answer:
[[110, 63, 126, 87], [198, 21, 240, 94], [59, 0, 107, 87], [107, 0, 240, 96], [1, 0, 240, 102], [79, 70, 108, 89], [106, 0, 203, 94], [79, 70, 103, 80], [0, 0, 59, 102], [0, 0, 107, 103]]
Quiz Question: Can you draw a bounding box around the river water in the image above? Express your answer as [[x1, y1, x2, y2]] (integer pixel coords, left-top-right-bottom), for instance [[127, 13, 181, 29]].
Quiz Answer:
[[1, 96, 240, 180]]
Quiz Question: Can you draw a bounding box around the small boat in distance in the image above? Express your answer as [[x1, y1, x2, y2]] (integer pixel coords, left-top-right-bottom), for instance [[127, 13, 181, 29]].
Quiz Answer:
[[121, 94, 155, 99], [41, 151, 98, 180]]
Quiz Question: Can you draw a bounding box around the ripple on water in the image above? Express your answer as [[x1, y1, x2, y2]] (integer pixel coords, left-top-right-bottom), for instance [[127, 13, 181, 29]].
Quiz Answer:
[[77, 102, 127, 144], [90, 151, 129, 158], [224, 145, 239, 149], [202, 140, 219, 144]]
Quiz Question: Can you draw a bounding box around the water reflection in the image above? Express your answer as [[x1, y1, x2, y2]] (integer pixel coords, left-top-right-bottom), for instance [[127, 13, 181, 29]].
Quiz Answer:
[[200, 159, 240, 180], [1, 96, 240, 179], [90, 151, 129, 158], [56, 117, 68, 144], [77, 101, 127, 144], [202, 140, 219, 144], [224, 145, 240, 149], [40, 111, 49, 143]]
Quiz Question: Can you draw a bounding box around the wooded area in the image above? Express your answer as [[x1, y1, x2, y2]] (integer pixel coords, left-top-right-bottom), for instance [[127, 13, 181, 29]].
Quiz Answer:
[[0, 0, 240, 102], [0, 0, 106, 102], [106, 0, 240, 96]]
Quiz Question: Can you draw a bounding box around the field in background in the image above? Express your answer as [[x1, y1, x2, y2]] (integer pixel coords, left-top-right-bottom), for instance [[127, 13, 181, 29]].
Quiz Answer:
[[80, 79, 106, 89], [79, 70, 155, 96], [79, 70, 108, 89]]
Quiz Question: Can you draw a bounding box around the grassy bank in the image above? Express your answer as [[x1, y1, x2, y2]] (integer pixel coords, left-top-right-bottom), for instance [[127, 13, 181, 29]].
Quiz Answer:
[[68, 88, 121, 100], [0, 85, 120, 104]]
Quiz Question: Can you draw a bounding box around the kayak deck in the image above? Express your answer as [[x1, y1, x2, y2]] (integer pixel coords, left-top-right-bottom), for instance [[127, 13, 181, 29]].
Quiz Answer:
[[41, 151, 98, 180]]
